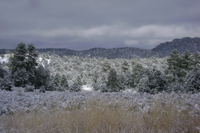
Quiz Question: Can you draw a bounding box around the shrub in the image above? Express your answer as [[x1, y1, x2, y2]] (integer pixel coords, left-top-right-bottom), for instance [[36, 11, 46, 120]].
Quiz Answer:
[[70, 81, 81, 92], [24, 85, 35, 92]]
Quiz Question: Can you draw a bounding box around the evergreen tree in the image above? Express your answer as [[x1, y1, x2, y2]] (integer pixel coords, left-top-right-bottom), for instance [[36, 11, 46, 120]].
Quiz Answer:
[[121, 60, 129, 72], [77, 75, 83, 86], [12, 68, 28, 87], [60, 75, 69, 89], [167, 50, 182, 81], [126, 72, 135, 88], [69, 81, 81, 92], [185, 70, 200, 92], [138, 69, 168, 94], [53, 73, 61, 87], [10, 43, 27, 75], [106, 68, 123, 92], [0, 64, 12, 91], [26, 44, 39, 85], [192, 51, 200, 70], [180, 50, 193, 71], [102, 60, 111, 72], [35, 65, 51, 89], [117, 73, 127, 90], [132, 63, 145, 86], [9, 43, 38, 87]]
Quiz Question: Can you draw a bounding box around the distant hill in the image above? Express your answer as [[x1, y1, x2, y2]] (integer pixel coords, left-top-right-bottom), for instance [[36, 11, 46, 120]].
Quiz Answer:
[[37, 47, 160, 59], [0, 47, 160, 59], [78, 47, 160, 59], [1, 37, 200, 59], [152, 37, 200, 57]]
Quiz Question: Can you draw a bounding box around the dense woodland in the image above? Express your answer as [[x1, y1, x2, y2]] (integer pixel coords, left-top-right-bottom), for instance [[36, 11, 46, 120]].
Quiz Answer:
[[1, 43, 200, 93]]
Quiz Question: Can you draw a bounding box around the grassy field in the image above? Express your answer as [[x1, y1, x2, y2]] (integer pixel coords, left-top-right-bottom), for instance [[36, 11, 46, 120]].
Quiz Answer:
[[1, 92, 200, 133]]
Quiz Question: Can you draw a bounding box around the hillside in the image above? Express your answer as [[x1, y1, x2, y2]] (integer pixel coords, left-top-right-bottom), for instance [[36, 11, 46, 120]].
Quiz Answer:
[[1, 37, 200, 58], [152, 37, 200, 57]]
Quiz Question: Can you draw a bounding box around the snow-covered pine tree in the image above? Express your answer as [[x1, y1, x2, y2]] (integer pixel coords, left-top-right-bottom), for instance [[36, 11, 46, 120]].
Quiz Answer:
[[102, 60, 111, 72], [12, 67, 28, 87], [26, 44, 39, 85], [106, 68, 123, 92], [0, 64, 12, 91], [77, 75, 83, 86], [53, 73, 61, 87], [167, 49, 182, 82], [60, 75, 69, 90], [69, 81, 81, 92], [10, 43, 27, 73], [192, 51, 200, 70], [121, 60, 129, 72], [185, 70, 200, 92], [10, 43, 39, 87], [132, 63, 145, 86], [138, 69, 168, 93], [35, 65, 51, 90], [180, 50, 193, 71], [10, 43, 27, 87], [117, 72, 127, 90]]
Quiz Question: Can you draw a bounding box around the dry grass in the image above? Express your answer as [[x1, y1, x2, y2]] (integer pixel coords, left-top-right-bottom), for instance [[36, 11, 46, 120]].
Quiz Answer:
[[1, 93, 200, 133]]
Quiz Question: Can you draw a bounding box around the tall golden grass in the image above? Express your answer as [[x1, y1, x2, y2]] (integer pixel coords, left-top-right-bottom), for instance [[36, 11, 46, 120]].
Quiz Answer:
[[1, 93, 200, 133]]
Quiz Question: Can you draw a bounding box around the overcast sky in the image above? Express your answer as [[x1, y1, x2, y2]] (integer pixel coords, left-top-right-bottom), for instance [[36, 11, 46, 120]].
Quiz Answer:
[[0, 0, 200, 50]]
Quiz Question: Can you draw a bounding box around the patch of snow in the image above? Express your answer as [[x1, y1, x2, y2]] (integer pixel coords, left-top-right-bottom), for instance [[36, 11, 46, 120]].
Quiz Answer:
[[38, 57, 42, 62], [122, 89, 137, 93], [0, 54, 10, 64], [82, 85, 93, 91], [46, 59, 51, 64]]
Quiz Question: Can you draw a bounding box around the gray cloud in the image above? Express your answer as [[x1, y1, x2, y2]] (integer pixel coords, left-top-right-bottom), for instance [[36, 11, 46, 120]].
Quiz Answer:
[[0, 0, 200, 50]]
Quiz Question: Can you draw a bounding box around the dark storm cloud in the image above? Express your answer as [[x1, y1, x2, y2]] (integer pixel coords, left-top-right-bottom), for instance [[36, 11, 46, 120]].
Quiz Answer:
[[0, 0, 200, 50]]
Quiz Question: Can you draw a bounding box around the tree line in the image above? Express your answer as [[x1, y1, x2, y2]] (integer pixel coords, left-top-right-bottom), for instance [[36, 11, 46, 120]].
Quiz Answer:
[[1, 43, 200, 93]]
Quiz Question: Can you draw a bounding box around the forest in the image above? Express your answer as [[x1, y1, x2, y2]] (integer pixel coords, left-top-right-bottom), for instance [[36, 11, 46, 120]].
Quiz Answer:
[[1, 43, 200, 93]]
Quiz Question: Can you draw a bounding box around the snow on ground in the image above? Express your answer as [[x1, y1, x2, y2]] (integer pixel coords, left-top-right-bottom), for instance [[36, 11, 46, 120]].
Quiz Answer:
[[81, 85, 93, 91], [0, 88, 200, 116]]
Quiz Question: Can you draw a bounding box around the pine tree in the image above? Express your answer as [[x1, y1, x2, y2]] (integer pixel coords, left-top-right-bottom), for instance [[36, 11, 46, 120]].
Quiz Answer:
[[185, 70, 200, 92], [35, 65, 51, 89], [102, 60, 111, 72], [53, 73, 61, 87], [121, 60, 129, 72], [26, 44, 38, 85], [10, 43, 27, 75], [70, 81, 81, 92], [138, 69, 168, 93], [77, 75, 83, 86], [12, 67, 28, 87], [60, 75, 69, 89], [0, 64, 12, 91], [192, 51, 200, 70], [132, 63, 145, 86], [180, 50, 193, 71], [9, 43, 38, 87], [106, 68, 123, 92], [167, 49, 182, 81]]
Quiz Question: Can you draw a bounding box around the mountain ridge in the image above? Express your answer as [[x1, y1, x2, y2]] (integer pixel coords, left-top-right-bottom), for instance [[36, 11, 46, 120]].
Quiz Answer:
[[152, 37, 200, 57], [0, 37, 200, 59]]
